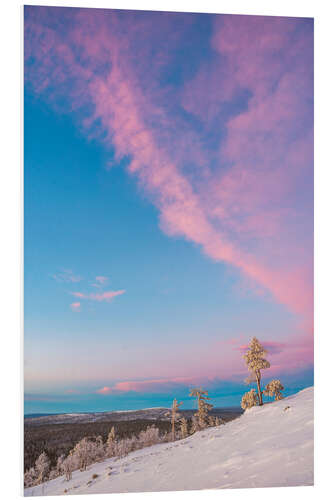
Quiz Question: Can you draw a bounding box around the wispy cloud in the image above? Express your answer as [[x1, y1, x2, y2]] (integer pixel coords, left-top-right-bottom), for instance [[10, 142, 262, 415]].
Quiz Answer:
[[26, 10, 312, 335], [90, 276, 109, 288], [95, 276, 108, 284], [71, 290, 125, 303], [70, 302, 81, 312], [96, 376, 196, 394], [71, 292, 85, 298], [52, 269, 82, 283]]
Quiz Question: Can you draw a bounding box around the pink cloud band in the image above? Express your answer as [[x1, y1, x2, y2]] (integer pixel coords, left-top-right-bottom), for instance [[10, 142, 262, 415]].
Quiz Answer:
[[71, 290, 125, 302]]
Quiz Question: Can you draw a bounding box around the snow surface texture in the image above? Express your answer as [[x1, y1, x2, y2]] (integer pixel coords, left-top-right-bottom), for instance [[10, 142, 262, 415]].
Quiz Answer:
[[25, 387, 314, 496]]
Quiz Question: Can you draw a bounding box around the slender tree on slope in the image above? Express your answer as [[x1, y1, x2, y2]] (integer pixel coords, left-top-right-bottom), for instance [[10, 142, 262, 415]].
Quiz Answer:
[[179, 417, 188, 439], [106, 426, 117, 457], [168, 398, 183, 441], [243, 337, 270, 406], [189, 388, 213, 428]]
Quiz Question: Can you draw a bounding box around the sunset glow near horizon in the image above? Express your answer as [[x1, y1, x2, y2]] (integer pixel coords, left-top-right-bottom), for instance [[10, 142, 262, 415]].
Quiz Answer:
[[24, 6, 313, 414]]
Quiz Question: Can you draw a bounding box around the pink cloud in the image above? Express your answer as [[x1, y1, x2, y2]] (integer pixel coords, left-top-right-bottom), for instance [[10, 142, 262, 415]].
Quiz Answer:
[[25, 11, 313, 331], [71, 290, 125, 302], [96, 376, 197, 394], [70, 302, 81, 312], [96, 386, 113, 394], [90, 290, 125, 302]]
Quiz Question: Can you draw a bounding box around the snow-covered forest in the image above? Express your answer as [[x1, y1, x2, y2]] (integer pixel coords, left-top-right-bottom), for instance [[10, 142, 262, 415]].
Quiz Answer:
[[24, 338, 314, 495]]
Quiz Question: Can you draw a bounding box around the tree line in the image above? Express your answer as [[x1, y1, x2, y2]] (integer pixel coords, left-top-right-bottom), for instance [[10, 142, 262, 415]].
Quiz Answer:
[[24, 387, 224, 488]]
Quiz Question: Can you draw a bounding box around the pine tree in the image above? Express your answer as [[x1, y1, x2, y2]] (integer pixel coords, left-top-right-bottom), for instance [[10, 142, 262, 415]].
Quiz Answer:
[[190, 415, 200, 434], [179, 417, 188, 439], [241, 388, 259, 409], [91, 435, 105, 462], [215, 416, 224, 426], [189, 388, 213, 429], [243, 337, 270, 405], [208, 416, 216, 427], [61, 451, 76, 481], [71, 437, 95, 471], [106, 426, 117, 457], [34, 451, 50, 484], [168, 398, 183, 441], [24, 467, 37, 488], [264, 379, 284, 400], [138, 425, 160, 447]]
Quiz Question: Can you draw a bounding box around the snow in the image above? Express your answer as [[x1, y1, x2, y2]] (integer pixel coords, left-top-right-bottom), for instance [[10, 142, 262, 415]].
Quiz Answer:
[[25, 387, 313, 496]]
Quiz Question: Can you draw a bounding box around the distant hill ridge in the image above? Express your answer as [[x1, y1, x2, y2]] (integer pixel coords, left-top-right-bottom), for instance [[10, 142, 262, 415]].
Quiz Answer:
[[25, 406, 243, 426]]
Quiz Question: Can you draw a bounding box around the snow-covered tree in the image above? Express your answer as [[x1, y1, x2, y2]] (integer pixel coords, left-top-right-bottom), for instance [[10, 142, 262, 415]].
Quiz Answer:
[[34, 451, 50, 484], [168, 398, 183, 441], [113, 436, 137, 458], [208, 416, 216, 427], [105, 426, 117, 457], [55, 454, 65, 475], [179, 417, 188, 439], [48, 468, 59, 480], [241, 389, 259, 410], [24, 467, 37, 488], [243, 337, 270, 405], [90, 435, 105, 462], [190, 415, 200, 434], [264, 379, 284, 400], [138, 425, 160, 447], [61, 452, 77, 481], [71, 437, 96, 471], [190, 388, 213, 428]]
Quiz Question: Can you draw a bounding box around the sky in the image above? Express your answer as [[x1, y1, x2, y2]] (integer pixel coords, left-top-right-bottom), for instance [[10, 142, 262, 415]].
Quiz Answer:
[[24, 6, 313, 414]]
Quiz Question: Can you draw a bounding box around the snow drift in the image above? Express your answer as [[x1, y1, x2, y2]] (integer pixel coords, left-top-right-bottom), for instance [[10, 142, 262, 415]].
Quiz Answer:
[[25, 387, 314, 496]]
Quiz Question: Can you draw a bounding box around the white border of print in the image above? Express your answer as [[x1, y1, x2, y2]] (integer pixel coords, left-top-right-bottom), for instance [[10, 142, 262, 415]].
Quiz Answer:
[[1, 1, 332, 500]]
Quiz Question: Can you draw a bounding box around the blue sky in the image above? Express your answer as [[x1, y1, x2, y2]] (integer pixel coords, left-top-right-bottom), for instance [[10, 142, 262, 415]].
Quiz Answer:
[[24, 7, 313, 413]]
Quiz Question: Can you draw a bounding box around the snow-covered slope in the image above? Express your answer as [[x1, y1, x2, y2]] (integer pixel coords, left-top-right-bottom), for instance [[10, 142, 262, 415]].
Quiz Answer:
[[25, 387, 314, 496]]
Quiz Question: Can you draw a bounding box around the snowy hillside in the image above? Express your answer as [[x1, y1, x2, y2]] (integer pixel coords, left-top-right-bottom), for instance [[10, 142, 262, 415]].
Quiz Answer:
[[25, 387, 314, 496]]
